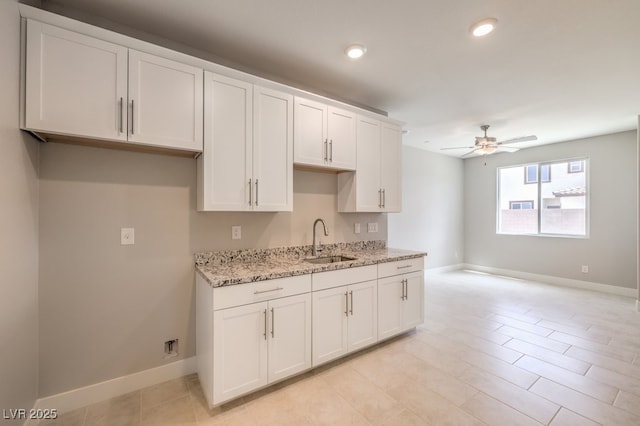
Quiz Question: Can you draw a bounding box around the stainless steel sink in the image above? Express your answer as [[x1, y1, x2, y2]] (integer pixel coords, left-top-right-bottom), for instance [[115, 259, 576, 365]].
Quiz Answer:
[[305, 255, 356, 264]]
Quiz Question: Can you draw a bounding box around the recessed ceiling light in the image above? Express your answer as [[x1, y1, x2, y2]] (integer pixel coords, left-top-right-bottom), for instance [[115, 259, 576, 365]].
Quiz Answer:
[[470, 18, 498, 37], [345, 44, 367, 59]]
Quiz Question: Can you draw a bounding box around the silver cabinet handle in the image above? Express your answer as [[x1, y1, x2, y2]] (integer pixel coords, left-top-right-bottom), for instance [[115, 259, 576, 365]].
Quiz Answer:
[[255, 179, 259, 206], [324, 139, 328, 161], [405, 279, 408, 300], [329, 139, 333, 162], [130, 99, 134, 134], [119, 97, 123, 133], [349, 290, 353, 316], [344, 291, 349, 317], [248, 178, 253, 206], [382, 189, 386, 208], [402, 279, 407, 300], [397, 265, 412, 270], [263, 309, 267, 340], [270, 307, 275, 338], [254, 287, 283, 295], [378, 189, 382, 208]]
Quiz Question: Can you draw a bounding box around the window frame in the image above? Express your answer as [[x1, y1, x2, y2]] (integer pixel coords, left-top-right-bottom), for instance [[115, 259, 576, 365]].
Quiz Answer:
[[524, 164, 551, 184], [497, 158, 589, 238]]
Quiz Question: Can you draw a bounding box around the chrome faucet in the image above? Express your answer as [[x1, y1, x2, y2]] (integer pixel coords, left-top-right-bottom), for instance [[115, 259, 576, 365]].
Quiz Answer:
[[312, 218, 329, 257]]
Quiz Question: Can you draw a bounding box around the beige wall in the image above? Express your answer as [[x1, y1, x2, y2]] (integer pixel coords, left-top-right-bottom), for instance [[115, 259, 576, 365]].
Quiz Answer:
[[388, 146, 464, 268], [464, 131, 638, 289], [38, 142, 386, 396], [0, 0, 40, 417]]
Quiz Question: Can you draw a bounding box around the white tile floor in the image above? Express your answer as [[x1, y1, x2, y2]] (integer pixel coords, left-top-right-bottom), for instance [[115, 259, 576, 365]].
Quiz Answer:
[[42, 270, 640, 425]]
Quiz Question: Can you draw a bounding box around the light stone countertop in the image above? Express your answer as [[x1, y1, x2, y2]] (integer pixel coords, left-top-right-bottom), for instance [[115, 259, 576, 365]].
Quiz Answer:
[[195, 240, 427, 288]]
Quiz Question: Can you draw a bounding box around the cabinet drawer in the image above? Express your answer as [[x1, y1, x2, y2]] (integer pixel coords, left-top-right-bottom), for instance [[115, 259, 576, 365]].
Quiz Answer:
[[378, 257, 424, 278], [213, 275, 311, 310], [312, 265, 377, 292]]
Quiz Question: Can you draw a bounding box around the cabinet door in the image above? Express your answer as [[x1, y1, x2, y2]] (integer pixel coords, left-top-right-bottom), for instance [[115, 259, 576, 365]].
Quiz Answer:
[[199, 72, 253, 211], [347, 280, 378, 351], [253, 86, 293, 211], [268, 293, 311, 382], [377, 276, 404, 340], [128, 50, 203, 151], [403, 271, 425, 329], [213, 302, 268, 404], [294, 97, 326, 167], [312, 286, 348, 366], [326, 107, 356, 170], [25, 20, 127, 141], [380, 122, 402, 212], [355, 116, 382, 211]]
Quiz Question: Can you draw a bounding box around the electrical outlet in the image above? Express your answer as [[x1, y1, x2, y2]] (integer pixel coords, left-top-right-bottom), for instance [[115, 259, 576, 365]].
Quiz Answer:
[[367, 222, 378, 233], [120, 228, 134, 245], [354, 223, 361, 234], [581, 265, 589, 273], [231, 226, 242, 240]]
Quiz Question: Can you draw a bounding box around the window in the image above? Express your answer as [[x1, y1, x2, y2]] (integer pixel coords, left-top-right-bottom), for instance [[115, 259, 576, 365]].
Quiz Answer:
[[524, 164, 550, 184], [509, 201, 534, 210], [498, 159, 588, 236]]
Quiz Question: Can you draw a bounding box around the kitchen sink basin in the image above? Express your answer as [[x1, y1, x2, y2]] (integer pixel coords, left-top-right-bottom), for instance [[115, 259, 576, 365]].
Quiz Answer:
[[305, 255, 357, 264]]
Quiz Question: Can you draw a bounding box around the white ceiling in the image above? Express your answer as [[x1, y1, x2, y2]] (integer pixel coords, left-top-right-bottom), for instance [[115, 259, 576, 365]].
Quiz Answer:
[[43, 0, 640, 157]]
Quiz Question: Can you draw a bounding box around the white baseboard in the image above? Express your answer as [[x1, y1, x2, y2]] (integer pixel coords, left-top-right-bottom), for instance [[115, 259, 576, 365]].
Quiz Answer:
[[462, 264, 637, 298], [425, 263, 466, 275], [30, 357, 196, 419]]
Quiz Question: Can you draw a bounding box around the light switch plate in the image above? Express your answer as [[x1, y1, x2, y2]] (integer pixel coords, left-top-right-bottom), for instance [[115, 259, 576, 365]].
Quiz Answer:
[[354, 223, 361, 234], [367, 222, 378, 233], [121, 228, 135, 245]]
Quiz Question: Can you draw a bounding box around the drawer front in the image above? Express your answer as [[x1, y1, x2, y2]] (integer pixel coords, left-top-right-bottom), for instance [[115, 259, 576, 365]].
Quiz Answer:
[[377, 257, 424, 278], [312, 265, 377, 292], [213, 274, 311, 310]]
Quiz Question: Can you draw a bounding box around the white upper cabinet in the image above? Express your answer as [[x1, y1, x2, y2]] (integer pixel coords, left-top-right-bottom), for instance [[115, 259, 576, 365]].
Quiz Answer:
[[199, 72, 253, 211], [25, 20, 128, 141], [253, 86, 293, 211], [326, 107, 357, 170], [294, 97, 356, 171], [337, 116, 402, 212], [24, 19, 203, 153], [128, 50, 203, 151], [198, 72, 292, 212], [380, 122, 402, 212]]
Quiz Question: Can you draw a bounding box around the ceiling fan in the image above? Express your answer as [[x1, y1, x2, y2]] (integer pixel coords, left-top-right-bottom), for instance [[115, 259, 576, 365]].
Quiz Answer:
[[441, 125, 538, 157]]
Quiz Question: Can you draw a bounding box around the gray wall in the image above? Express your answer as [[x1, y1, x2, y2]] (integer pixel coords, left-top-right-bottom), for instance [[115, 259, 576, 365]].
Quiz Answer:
[[38, 142, 385, 396], [464, 131, 637, 289], [388, 146, 464, 269], [0, 0, 40, 418]]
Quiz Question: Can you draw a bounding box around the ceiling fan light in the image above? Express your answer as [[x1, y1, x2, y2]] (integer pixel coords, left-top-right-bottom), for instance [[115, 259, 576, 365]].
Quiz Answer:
[[345, 44, 367, 59], [470, 18, 498, 37], [478, 145, 497, 155]]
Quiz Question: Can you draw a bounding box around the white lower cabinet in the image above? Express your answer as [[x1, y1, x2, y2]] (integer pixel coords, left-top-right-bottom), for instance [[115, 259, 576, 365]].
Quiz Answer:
[[377, 259, 425, 341], [311, 267, 378, 366], [197, 274, 311, 407], [196, 259, 423, 408]]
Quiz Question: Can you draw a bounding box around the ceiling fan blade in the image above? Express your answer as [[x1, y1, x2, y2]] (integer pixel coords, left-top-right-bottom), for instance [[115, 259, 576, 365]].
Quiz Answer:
[[440, 146, 475, 150], [498, 146, 520, 153], [497, 135, 538, 145], [461, 148, 479, 158]]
